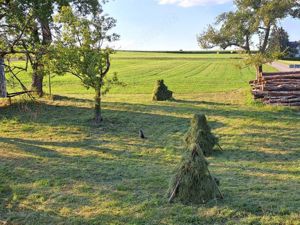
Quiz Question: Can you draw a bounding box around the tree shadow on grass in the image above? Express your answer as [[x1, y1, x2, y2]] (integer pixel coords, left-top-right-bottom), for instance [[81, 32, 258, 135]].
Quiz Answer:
[[0, 137, 63, 158], [24, 94, 299, 123], [52, 94, 93, 103], [173, 99, 232, 106], [0, 183, 13, 218], [0, 97, 299, 223], [0, 136, 170, 164], [0, 137, 174, 223], [103, 101, 299, 123], [0, 98, 298, 163]]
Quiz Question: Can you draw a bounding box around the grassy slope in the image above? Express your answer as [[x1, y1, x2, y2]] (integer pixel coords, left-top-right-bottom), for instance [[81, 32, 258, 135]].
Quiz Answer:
[[279, 60, 300, 65], [0, 52, 299, 225], [8, 51, 275, 94]]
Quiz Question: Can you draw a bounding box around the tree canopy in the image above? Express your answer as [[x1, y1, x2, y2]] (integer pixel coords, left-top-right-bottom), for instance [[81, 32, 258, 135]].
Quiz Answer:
[[50, 6, 120, 124], [199, 0, 298, 52], [267, 27, 298, 58], [0, 0, 104, 96], [198, 0, 299, 77]]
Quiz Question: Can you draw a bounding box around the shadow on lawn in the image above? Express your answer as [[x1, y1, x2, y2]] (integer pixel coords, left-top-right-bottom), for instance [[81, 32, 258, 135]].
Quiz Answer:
[[173, 99, 232, 106], [0, 97, 299, 223], [105, 101, 299, 123], [0, 97, 299, 163], [52, 94, 92, 103], [42, 94, 300, 123], [0, 136, 173, 223]]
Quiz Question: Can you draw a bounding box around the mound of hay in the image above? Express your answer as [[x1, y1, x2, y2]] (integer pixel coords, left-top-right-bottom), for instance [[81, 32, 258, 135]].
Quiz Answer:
[[167, 144, 222, 204], [184, 114, 219, 156], [152, 80, 173, 101]]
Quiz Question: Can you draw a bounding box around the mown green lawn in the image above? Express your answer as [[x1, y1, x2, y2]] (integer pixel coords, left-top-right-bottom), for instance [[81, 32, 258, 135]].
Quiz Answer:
[[8, 51, 275, 95], [0, 52, 299, 225], [279, 60, 300, 65]]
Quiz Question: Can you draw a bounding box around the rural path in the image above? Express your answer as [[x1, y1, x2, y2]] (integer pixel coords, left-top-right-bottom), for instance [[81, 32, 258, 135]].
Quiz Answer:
[[270, 61, 300, 72]]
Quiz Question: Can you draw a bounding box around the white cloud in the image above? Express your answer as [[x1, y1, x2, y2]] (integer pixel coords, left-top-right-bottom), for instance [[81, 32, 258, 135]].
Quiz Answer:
[[158, 0, 232, 7]]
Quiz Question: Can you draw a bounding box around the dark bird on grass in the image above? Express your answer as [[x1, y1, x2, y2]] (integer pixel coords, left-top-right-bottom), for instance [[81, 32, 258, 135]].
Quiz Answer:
[[139, 129, 146, 139]]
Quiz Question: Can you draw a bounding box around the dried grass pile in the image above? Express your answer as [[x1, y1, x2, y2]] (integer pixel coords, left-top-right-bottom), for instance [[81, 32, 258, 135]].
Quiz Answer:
[[185, 114, 220, 156], [152, 80, 173, 101], [168, 144, 223, 204]]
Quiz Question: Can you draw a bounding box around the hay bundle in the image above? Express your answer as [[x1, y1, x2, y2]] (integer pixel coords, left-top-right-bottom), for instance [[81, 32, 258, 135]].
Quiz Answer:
[[168, 144, 222, 204], [152, 80, 173, 101], [184, 114, 219, 156]]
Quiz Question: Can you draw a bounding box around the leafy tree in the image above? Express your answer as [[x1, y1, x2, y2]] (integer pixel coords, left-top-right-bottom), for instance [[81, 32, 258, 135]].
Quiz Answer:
[[198, 0, 298, 78], [0, 0, 102, 97], [50, 6, 120, 124], [0, 0, 33, 97], [267, 27, 297, 58], [290, 1, 300, 18]]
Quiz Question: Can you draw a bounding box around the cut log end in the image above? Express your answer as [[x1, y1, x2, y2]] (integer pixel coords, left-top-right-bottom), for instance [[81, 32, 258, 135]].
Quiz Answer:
[[251, 72, 300, 107]]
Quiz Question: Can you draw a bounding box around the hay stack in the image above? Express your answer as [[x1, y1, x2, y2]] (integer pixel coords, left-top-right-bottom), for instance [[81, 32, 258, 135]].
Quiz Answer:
[[184, 114, 219, 156], [152, 80, 173, 101], [168, 144, 222, 204]]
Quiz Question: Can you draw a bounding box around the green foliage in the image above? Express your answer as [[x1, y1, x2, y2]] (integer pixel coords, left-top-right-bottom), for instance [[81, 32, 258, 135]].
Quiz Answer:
[[198, 11, 254, 51], [0, 0, 104, 96], [0, 1, 32, 55], [50, 6, 120, 122], [267, 27, 298, 58], [184, 114, 219, 156], [291, 2, 300, 18], [152, 80, 173, 101], [168, 144, 219, 204], [198, 0, 298, 71], [242, 52, 281, 73], [51, 6, 119, 92]]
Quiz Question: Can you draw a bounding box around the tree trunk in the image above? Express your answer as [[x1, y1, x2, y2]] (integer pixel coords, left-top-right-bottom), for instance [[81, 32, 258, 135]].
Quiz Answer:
[[261, 25, 271, 53], [94, 86, 102, 124], [0, 57, 7, 98], [30, 23, 43, 97], [245, 34, 251, 53], [31, 66, 44, 97], [31, 19, 52, 97], [256, 65, 263, 80], [255, 24, 270, 80]]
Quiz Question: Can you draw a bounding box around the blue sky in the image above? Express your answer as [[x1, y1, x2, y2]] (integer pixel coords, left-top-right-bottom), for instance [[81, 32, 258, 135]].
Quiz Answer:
[[104, 0, 300, 51]]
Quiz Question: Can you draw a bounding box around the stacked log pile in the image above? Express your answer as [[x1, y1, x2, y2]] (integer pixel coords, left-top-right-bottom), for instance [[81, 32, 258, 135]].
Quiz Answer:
[[250, 71, 300, 106]]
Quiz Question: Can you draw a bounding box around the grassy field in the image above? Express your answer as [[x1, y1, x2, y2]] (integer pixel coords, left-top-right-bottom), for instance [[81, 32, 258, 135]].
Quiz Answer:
[[279, 59, 300, 65], [0, 52, 299, 225], [8, 51, 275, 95]]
